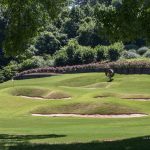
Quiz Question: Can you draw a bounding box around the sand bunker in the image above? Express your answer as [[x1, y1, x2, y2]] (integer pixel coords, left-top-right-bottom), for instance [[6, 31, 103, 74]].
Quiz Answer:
[[123, 98, 150, 101], [21, 96, 71, 100], [32, 113, 148, 118]]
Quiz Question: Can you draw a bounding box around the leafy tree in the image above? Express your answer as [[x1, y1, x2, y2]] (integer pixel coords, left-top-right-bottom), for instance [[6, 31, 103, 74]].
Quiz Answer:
[[62, 6, 84, 38], [1, 0, 67, 55], [95, 0, 150, 42], [82, 3, 94, 17], [63, 18, 79, 38], [55, 33, 68, 47], [78, 17, 108, 47], [16, 45, 38, 61], [74, 0, 112, 6], [0, 10, 6, 49], [35, 32, 60, 55]]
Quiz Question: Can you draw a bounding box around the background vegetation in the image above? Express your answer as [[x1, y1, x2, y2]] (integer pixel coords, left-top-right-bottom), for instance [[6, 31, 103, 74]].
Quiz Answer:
[[0, 0, 150, 82]]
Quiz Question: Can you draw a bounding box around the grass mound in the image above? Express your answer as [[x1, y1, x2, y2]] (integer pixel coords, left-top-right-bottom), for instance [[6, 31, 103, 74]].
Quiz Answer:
[[57, 74, 106, 87], [32, 102, 139, 115], [121, 94, 150, 99], [85, 83, 109, 88], [46, 91, 71, 99], [94, 93, 118, 98], [10, 87, 71, 100], [95, 93, 150, 101]]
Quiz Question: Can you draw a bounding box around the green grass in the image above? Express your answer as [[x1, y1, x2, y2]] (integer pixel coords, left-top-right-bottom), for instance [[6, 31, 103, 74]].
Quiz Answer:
[[9, 87, 71, 99], [1, 73, 150, 149]]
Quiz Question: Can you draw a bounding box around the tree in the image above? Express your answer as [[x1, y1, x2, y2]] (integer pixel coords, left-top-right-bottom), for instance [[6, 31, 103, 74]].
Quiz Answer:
[[0, 0, 67, 55], [95, 0, 150, 43], [0, 11, 10, 67], [62, 6, 84, 38], [74, 0, 112, 6], [78, 17, 108, 47], [35, 32, 60, 55], [0, 10, 6, 49]]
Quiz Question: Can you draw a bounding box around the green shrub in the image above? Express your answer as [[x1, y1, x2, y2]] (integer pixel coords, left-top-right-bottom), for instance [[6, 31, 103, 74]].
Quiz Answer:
[[54, 50, 68, 66], [128, 49, 137, 53], [120, 51, 140, 59], [0, 69, 5, 83], [54, 39, 95, 66], [137, 47, 149, 55], [108, 48, 120, 61], [66, 39, 79, 65], [81, 47, 95, 64], [16, 45, 38, 61], [143, 50, 150, 58], [73, 49, 83, 65], [43, 55, 54, 67], [95, 46, 106, 61], [20, 56, 46, 71], [125, 44, 138, 50], [3, 61, 20, 80], [108, 42, 124, 61]]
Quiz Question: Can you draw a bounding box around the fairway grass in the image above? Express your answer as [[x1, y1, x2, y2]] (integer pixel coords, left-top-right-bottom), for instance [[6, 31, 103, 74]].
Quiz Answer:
[[1, 73, 150, 149]]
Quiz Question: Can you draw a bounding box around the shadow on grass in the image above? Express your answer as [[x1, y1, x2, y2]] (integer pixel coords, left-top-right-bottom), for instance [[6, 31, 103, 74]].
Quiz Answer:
[[1, 135, 150, 150], [0, 134, 66, 150]]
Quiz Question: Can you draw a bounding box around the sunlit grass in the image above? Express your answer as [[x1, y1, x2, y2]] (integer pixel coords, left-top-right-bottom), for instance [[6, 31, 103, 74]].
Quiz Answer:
[[0, 73, 150, 149]]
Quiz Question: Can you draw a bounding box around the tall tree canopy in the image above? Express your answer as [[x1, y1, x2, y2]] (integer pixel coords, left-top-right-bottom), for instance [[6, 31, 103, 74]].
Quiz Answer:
[[95, 0, 150, 43], [0, 0, 67, 55], [74, 0, 112, 6]]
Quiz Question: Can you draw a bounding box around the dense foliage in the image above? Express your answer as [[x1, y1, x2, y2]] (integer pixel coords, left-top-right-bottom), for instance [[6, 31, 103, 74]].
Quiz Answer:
[[0, 0, 67, 55], [0, 0, 150, 82], [95, 0, 150, 42]]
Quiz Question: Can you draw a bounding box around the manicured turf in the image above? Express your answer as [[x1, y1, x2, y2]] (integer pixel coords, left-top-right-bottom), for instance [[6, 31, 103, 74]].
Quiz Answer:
[[1, 73, 150, 149]]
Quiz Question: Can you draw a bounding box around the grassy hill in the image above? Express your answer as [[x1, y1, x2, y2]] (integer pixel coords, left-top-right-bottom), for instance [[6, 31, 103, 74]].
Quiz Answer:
[[1, 73, 150, 149]]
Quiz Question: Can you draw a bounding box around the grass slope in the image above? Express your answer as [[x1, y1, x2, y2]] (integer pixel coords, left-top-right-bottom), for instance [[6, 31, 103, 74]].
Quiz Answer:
[[0, 73, 150, 149], [10, 87, 71, 99]]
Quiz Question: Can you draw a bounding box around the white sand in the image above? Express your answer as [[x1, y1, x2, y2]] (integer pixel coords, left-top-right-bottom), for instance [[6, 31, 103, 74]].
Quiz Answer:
[[21, 96, 44, 100], [32, 113, 148, 118], [20, 96, 71, 100]]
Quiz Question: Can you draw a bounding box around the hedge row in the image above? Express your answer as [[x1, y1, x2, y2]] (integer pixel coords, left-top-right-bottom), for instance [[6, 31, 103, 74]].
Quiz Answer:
[[15, 60, 150, 78], [16, 62, 107, 77], [109, 60, 150, 74]]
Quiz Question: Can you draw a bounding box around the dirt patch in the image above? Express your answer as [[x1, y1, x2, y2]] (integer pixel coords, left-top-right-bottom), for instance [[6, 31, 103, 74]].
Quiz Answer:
[[32, 113, 148, 118]]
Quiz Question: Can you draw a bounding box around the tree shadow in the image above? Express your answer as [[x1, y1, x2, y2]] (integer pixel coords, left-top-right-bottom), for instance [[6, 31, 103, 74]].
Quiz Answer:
[[1, 135, 150, 150], [6, 135, 150, 150], [0, 134, 66, 149]]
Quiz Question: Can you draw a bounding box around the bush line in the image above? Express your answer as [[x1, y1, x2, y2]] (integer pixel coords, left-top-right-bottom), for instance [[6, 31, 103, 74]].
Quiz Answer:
[[15, 60, 150, 78]]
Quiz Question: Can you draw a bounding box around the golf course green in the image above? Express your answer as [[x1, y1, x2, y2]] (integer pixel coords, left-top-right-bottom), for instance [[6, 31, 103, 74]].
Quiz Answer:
[[1, 73, 150, 150]]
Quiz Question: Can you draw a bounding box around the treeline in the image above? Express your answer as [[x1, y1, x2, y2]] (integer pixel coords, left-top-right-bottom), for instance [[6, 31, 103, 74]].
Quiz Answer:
[[0, 0, 149, 82]]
